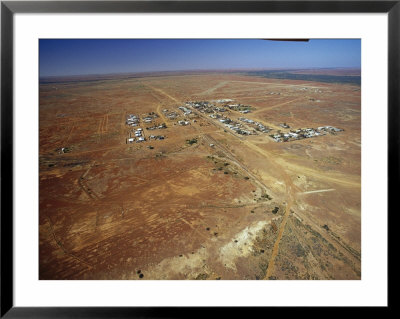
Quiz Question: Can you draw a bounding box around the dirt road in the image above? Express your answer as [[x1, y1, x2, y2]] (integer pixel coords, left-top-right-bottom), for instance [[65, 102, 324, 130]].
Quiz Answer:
[[198, 81, 229, 96], [253, 97, 305, 113]]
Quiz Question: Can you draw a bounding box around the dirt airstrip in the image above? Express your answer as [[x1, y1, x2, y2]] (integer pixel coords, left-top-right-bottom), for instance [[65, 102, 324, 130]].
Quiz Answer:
[[39, 72, 361, 280]]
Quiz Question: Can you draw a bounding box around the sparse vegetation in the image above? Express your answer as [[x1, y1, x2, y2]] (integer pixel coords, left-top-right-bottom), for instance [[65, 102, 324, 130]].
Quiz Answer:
[[195, 273, 208, 280], [186, 138, 198, 145], [259, 193, 272, 201], [271, 221, 278, 233]]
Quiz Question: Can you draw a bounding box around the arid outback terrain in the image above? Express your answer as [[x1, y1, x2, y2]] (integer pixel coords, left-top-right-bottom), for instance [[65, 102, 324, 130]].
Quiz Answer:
[[39, 71, 361, 280]]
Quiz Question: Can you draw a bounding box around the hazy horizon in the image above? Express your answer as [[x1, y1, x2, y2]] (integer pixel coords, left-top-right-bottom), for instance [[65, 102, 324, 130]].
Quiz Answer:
[[39, 39, 361, 77], [39, 66, 362, 80]]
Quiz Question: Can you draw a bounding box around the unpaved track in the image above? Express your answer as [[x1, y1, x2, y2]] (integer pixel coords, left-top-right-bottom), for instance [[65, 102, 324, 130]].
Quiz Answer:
[[64, 125, 75, 145], [44, 214, 94, 270], [180, 218, 209, 240], [290, 203, 361, 267], [78, 163, 101, 201], [275, 158, 361, 188], [104, 114, 109, 133], [287, 215, 327, 279], [97, 114, 108, 136], [301, 188, 335, 194], [120, 112, 126, 135], [264, 195, 294, 279], [238, 139, 300, 280], [145, 83, 179, 103], [203, 134, 269, 193], [97, 116, 104, 134], [156, 103, 170, 126], [144, 83, 177, 125], [198, 81, 229, 96], [148, 92, 171, 125], [253, 97, 304, 113]]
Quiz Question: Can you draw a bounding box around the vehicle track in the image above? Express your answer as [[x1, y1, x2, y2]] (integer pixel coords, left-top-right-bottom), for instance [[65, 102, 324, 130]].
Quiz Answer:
[[287, 216, 328, 279], [203, 134, 270, 193], [64, 125, 74, 145], [78, 164, 101, 201], [274, 158, 361, 188], [44, 214, 94, 269], [144, 85, 174, 126], [253, 97, 304, 113], [301, 188, 335, 194], [144, 83, 179, 103], [197, 81, 229, 96], [264, 196, 293, 279], [292, 207, 361, 267]]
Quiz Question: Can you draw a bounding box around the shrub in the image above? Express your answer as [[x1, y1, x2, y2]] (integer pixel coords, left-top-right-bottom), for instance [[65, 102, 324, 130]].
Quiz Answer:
[[186, 138, 197, 145]]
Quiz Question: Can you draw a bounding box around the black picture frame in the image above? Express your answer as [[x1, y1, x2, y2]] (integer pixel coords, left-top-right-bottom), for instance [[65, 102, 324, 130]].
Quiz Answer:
[[1, 1, 396, 317]]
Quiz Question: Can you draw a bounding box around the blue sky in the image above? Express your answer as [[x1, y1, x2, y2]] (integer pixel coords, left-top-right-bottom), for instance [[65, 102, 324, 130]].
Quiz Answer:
[[39, 39, 361, 77]]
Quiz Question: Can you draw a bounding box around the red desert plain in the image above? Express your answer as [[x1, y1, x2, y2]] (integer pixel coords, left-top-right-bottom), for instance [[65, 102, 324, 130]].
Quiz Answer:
[[39, 70, 361, 280]]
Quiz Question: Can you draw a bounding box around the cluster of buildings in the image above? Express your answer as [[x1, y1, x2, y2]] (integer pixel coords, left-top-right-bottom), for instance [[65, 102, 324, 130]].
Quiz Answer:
[[126, 128, 166, 144], [226, 103, 252, 113], [214, 106, 227, 112], [218, 117, 253, 135], [126, 114, 140, 127], [178, 120, 191, 126], [127, 127, 145, 143], [209, 113, 220, 119], [126, 112, 159, 127], [270, 126, 344, 142], [149, 135, 165, 140], [143, 112, 159, 123], [185, 101, 229, 114], [125, 113, 168, 144], [297, 87, 323, 93], [185, 99, 252, 114], [146, 123, 167, 130], [185, 100, 253, 115], [164, 107, 195, 126], [183, 100, 259, 136], [163, 109, 179, 120], [238, 117, 272, 133], [178, 106, 192, 116], [154, 99, 344, 145], [186, 101, 215, 114], [318, 126, 344, 133]]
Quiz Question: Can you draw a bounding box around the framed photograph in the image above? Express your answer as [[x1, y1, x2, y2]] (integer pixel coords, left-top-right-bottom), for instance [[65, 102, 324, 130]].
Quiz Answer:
[[1, 0, 395, 316]]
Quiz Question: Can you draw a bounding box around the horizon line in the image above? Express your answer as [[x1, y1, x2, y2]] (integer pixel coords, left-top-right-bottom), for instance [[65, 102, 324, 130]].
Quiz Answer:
[[39, 66, 361, 79]]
